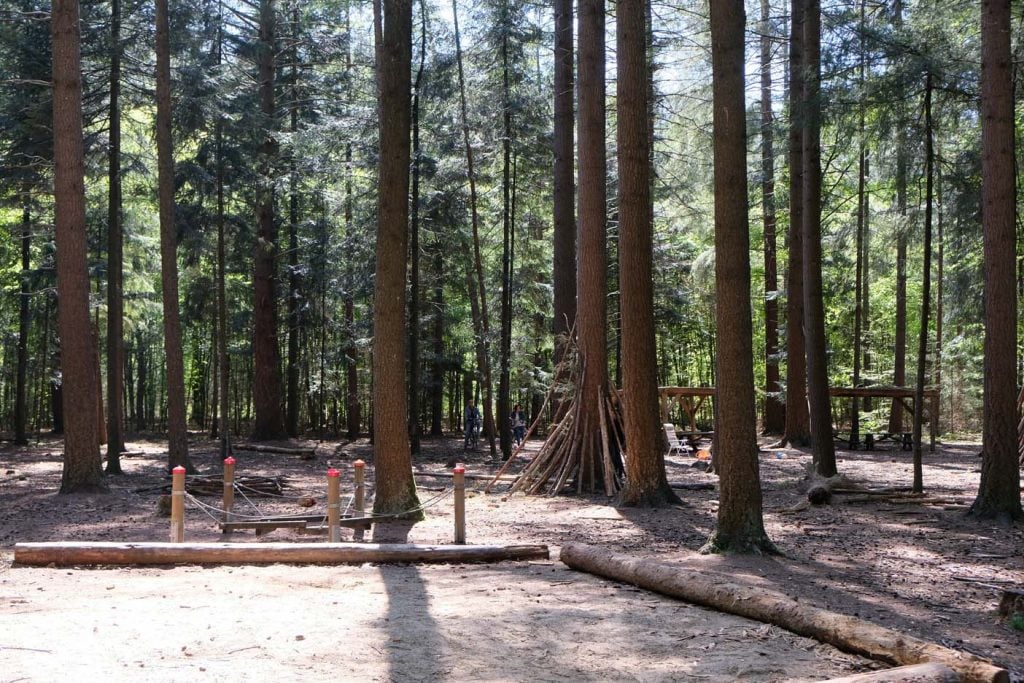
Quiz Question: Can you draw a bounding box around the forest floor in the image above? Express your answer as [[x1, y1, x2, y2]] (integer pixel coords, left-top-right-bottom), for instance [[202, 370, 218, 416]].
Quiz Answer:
[[1, 433, 1022, 682]]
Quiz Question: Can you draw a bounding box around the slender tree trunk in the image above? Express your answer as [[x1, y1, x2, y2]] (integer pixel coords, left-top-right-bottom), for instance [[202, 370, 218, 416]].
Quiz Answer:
[[801, 0, 836, 477], [703, 0, 774, 553], [252, 0, 286, 440], [783, 0, 810, 446], [760, 0, 783, 434], [408, 0, 426, 454], [934, 151, 943, 427], [970, 0, 1021, 519], [498, 11, 513, 459], [15, 201, 31, 446], [452, 0, 496, 455], [285, 1, 301, 437], [215, 6, 230, 459], [851, 138, 866, 448], [889, 0, 908, 433], [52, 0, 105, 492], [343, 9, 360, 440], [617, 0, 678, 508], [430, 245, 445, 436], [105, 0, 125, 470], [155, 0, 193, 472], [912, 73, 935, 493], [552, 0, 575, 406], [372, 0, 421, 518]]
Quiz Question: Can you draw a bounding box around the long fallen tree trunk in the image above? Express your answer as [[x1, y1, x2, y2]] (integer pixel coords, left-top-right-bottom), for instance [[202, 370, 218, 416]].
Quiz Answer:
[[14, 542, 549, 567], [559, 543, 1007, 683], [820, 663, 959, 683]]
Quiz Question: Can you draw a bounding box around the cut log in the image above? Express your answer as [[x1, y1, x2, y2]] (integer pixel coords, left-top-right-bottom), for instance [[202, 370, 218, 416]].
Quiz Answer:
[[559, 543, 1008, 683], [14, 542, 550, 567], [817, 663, 959, 682], [233, 443, 317, 456]]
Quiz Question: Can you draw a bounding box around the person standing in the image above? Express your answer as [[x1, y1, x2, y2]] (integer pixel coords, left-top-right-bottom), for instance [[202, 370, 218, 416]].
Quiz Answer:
[[509, 403, 527, 447]]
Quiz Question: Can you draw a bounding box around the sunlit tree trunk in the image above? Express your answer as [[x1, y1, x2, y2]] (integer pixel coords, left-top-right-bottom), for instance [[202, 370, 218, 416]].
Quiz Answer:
[[552, 0, 575, 410], [105, 0, 125, 470]]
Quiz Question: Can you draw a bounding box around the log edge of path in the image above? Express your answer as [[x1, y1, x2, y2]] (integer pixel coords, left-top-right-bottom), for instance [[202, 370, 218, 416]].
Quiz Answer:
[[558, 543, 1008, 683], [13, 542, 549, 567]]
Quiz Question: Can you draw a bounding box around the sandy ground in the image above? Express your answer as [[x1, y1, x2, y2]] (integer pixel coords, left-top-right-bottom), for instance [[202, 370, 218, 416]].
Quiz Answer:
[[1, 434, 1022, 682]]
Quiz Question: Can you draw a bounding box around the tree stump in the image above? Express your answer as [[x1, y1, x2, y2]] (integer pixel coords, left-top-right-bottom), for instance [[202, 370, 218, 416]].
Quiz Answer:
[[997, 589, 1024, 618]]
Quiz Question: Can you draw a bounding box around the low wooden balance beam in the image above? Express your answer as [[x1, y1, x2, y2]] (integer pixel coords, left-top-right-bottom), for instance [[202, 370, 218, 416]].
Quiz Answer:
[[13, 542, 550, 567]]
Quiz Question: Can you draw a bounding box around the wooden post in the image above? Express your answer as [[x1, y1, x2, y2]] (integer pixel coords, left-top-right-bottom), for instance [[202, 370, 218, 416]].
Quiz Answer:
[[326, 468, 341, 543], [453, 463, 466, 544], [170, 465, 186, 543], [222, 456, 236, 523], [353, 460, 366, 542]]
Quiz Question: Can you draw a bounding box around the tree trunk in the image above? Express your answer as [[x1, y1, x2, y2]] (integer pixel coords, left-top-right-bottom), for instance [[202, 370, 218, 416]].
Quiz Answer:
[[911, 74, 935, 494], [215, 11, 230, 460], [429, 245, 445, 436], [104, 0, 125, 470], [801, 0, 836, 477], [498, 13, 513, 459], [408, 1, 426, 454], [703, 0, 774, 552], [889, 0, 908, 434], [155, 0, 193, 472], [616, 0, 678, 508], [371, 0, 421, 518], [452, 0, 496, 456], [52, 0, 105, 493], [970, 0, 1021, 520], [783, 0, 810, 446], [252, 0, 286, 441], [552, 0, 575, 403], [759, 0, 784, 435], [285, 1, 301, 438], [15, 201, 31, 446]]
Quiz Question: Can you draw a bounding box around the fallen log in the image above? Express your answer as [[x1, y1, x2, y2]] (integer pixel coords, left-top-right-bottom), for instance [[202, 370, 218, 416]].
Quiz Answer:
[[817, 663, 959, 682], [14, 541, 550, 567], [668, 482, 716, 491], [233, 443, 317, 456], [559, 543, 1007, 683]]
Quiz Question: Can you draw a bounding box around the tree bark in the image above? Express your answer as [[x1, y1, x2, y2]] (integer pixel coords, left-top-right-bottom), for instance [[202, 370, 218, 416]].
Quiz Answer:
[[215, 9, 230, 460], [801, 0, 837, 477], [617, 0, 678, 508], [15, 201, 31, 446], [703, 0, 773, 552], [559, 544, 1008, 683], [156, 0, 193, 472], [970, 0, 1022, 520], [285, 1, 302, 438], [372, 0, 421, 518], [252, 0, 286, 441], [552, 0, 576, 400], [498, 11, 514, 459], [783, 0, 810, 446], [52, 0, 105, 493], [889, 0, 908, 434], [105, 0, 125, 470], [759, 0, 784, 435], [408, 1, 426, 454]]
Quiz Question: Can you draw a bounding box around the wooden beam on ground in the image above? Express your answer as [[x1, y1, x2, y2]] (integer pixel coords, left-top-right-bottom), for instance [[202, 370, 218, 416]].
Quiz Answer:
[[14, 542, 550, 567], [559, 543, 1007, 683], [817, 663, 959, 682], [233, 443, 317, 456]]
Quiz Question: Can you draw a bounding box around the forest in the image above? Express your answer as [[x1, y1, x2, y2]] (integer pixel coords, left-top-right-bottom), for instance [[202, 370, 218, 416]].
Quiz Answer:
[[0, 0, 1022, 508]]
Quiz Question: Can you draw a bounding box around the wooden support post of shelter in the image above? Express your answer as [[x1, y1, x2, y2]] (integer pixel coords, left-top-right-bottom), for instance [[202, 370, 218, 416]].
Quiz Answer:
[[353, 459, 366, 541], [326, 467, 341, 542], [13, 542, 550, 567]]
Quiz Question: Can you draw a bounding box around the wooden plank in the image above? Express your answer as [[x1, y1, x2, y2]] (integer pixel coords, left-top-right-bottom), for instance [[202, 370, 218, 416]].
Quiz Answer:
[[14, 542, 551, 567]]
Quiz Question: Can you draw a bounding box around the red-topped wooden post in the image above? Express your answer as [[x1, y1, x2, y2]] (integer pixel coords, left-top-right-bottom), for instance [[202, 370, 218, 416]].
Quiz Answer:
[[453, 464, 466, 544], [222, 456, 236, 524], [170, 465, 186, 542]]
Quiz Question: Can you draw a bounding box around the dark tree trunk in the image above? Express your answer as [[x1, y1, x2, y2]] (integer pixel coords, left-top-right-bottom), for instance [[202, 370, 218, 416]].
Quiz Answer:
[[429, 246, 445, 436], [911, 73, 935, 493], [703, 0, 774, 553], [498, 13, 513, 459], [889, 0, 908, 433], [105, 0, 125, 470], [371, 0, 421, 517], [783, 0, 810, 446], [616, 0, 678, 508], [759, 0, 783, 435], [970, 0, 1021, 519], [800, 0, 836, 478], [252, 0, 286, 440], [408, 0, 426, 454], [285, 1, 301, 438], [52, 0, 105, 492], [552, 0, 575, 405], [15, 201, 31, 446], [215, 9, 230, 459], [155, 0, 193, 472]]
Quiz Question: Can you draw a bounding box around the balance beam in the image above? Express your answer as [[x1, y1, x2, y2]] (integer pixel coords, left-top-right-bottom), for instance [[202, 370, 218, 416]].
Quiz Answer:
[[13, 541, 549, 567]]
